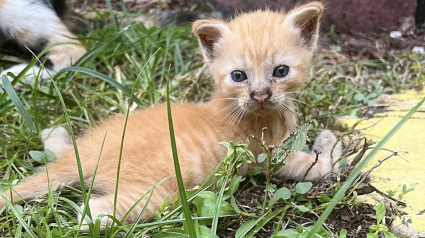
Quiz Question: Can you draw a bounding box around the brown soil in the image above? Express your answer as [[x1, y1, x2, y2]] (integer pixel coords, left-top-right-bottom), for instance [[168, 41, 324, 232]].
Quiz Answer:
[[215, 173, 392, 238]]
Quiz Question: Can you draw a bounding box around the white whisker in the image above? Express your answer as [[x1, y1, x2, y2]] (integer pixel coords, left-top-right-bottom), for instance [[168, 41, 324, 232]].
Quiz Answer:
[[210, 98, 239, 102], [283, 98, 310, 107], [236, 109, 248, 126], [230, 108, 244, 127], [209, 102, 239, 119], [223, 106, 241, 126]]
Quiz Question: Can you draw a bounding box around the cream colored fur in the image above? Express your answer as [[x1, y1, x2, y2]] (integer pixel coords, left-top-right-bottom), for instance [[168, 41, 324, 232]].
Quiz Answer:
[[0, 2, 342, 228]]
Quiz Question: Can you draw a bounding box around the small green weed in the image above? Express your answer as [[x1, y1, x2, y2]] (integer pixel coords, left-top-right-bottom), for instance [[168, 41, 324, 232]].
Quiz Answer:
[[387, 184, 415, 200], [299, 53, 425, 127], [367, 201, 397, 238]]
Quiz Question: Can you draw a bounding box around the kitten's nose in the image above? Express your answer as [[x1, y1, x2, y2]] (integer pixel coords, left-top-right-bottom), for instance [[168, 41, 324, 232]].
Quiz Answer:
[[250, 90, 272, 104], [253, 94, 269, 103]]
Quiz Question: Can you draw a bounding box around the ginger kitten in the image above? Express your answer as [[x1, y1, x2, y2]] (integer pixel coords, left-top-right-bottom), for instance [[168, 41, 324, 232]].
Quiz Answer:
[[0, 2, 342, 227]]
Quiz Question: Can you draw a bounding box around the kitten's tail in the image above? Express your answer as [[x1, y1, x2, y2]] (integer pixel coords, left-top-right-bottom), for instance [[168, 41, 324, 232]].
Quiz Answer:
[[0, 154, 82, 208], [0, 127, 83, 208]]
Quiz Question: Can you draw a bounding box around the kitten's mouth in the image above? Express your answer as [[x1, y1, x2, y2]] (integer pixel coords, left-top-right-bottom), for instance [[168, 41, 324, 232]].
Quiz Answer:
[[255, 107, 268, 113], [251, 104, 273, 115], [243, 100, 274, 115]]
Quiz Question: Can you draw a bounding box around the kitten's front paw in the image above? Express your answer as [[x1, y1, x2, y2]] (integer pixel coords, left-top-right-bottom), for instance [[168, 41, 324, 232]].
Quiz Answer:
[[78, 198, 115, 230], [42, 126, 71, 157], [313, 130, 343, 172]]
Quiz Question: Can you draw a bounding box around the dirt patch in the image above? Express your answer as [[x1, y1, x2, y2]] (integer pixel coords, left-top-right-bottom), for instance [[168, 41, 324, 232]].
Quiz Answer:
[[216, 174, 391, 238], [72, 0, 424, 61]]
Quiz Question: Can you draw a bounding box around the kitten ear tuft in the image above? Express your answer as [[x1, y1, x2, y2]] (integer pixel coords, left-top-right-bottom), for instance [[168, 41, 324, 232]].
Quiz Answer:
[[192, 19, 230, 62], [284, 2, 324, 49]]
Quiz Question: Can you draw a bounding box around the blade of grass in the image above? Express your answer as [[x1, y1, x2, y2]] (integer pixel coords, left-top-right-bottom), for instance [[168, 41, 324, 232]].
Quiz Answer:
[[73, 32, 122, 67], [166, 74, 196, 237], [48, 77, 94, 232], [235, 210, 272, 238], [110, 49, 160, 234], [105, 0, 118, 28], [210, 157, 238, 236], [26, 47, 96, 233], [5, 59, 37, 88], [246, 206, 290, 238], [128, 215, 235, 230], [123, 177, 169, 238], [1, 199, 38, 238], [1, 75, 37, 132], [110, 73, 135, 234], [120, 0, 137, 38], [306, 95, 425, 237], [57, 67, 141, 105], [271, 207, 288, 238], [14, 223, 22, 238], [75, 132, 107, 237]]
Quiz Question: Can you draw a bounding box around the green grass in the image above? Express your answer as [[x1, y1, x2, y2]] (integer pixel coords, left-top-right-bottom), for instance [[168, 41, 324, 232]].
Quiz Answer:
[[1, 6, 424, 238], [0, 11, 207, 237]]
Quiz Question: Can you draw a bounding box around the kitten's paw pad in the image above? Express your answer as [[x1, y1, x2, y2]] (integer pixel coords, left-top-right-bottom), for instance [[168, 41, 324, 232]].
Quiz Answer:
[[42, 126, 71, 157]]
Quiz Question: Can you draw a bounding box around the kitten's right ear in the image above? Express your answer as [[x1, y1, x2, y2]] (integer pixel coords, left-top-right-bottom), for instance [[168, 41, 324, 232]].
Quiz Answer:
[[193, 19, 230, 63], [284, 1, 324, 49]]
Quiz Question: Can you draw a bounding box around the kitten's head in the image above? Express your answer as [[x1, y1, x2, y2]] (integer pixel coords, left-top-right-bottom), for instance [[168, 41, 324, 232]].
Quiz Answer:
[[193, 2, 323, 117]]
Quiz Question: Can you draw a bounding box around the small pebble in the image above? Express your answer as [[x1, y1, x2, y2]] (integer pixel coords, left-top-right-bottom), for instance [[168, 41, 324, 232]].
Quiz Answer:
[[412, 46, 425, 55], [389, 31, 402, 38]]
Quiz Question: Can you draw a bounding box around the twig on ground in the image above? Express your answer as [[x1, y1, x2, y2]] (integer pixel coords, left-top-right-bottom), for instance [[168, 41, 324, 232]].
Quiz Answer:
[[352, 182, 406, 206], [369, 183, 407, 206], [346, 138, 370, 174], [302, 150, 320, 181], [353, 151, 398, 185]]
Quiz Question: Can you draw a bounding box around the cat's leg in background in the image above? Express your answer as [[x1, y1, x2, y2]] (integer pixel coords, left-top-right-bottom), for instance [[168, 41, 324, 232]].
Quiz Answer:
[[0, 0, 86, 86], [41, 126, 71, 158], [1, 64, 57, 85], [275, 130, 343, 181]]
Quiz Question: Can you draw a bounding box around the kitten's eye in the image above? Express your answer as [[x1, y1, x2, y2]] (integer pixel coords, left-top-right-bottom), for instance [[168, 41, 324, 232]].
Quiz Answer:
[[230, 71, 248, 82], [273, 65, 290, 78]]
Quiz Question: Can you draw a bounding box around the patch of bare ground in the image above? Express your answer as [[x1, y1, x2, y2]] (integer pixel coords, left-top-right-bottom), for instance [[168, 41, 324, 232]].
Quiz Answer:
[[216, 175, 391, 237]]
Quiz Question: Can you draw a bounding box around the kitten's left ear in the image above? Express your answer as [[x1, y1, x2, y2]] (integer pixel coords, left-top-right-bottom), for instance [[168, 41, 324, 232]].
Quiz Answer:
[[284, 2, 324, 49], [193, 19, 230, 63]]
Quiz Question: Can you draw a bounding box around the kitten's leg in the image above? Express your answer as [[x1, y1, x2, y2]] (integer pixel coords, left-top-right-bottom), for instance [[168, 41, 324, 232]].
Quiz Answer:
[[275, 130, 342, 181], [78, 183, 174, 229], [41, 126, 71, 158], [312, 130, 343, 172]]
